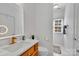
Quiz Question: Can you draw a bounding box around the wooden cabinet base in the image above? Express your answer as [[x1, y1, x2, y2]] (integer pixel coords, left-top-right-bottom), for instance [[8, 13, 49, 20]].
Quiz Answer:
[[21, 43, 38, 56], [32, 50, 38, 56]]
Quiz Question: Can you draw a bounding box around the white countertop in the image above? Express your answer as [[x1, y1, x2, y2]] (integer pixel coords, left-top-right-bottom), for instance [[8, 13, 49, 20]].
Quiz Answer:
[[0, 39, 39, 56]]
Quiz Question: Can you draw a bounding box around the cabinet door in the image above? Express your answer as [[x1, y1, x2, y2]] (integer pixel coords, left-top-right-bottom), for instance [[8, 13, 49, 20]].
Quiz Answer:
[[21, 43, 38, 56], [27, 46, 35, 56], [21, 46, 35, 56], [32, 50, 38, 56]]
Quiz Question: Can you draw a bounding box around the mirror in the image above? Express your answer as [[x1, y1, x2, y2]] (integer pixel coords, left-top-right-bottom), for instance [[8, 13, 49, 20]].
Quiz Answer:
[[0, 4, 23, 37], [0, 13, 15, 37]]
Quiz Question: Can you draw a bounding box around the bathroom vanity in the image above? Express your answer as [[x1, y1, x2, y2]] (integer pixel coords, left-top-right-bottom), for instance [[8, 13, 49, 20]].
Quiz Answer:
[[0, 39, 39, 56], [21, 43, 38, 56]]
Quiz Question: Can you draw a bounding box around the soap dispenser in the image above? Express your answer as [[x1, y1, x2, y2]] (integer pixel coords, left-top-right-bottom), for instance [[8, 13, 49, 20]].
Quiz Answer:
[[31, 35, 35, 40]]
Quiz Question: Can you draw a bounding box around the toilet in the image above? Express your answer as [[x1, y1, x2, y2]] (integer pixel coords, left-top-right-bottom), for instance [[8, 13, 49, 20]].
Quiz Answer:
[[38, 47, 48, 56]]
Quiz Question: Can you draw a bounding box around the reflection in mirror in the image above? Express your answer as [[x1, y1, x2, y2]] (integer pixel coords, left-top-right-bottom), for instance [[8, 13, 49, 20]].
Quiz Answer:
[[0, 25, 8, 35], [0, 3, 24, 38], [0, 13, 15, 37]]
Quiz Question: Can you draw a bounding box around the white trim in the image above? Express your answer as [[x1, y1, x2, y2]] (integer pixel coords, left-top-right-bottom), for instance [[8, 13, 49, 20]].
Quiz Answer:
[[0, 34, 24, 40]]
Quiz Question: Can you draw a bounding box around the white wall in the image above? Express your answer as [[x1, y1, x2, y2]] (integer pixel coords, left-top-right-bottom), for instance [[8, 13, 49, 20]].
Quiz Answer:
[[63, 4, 75, 55], [64, 4, 74, 49], [24, 4, 37, 38], [74, 4, 79, 56], [24, 3, 53, 55], [16, 4, 24, 35]]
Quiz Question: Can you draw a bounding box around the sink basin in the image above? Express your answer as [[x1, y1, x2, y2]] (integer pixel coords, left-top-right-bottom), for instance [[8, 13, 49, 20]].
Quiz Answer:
[[2, 41, 31, 52]]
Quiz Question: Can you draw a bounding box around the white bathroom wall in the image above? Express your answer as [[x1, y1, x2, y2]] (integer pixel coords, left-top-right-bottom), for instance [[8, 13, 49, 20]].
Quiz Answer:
[[64, 3, 74, 49], [0, 4, 18, 16], [71, 4, 79, 56], [23, 4, 37, 38], [73, 3, 79, 56], [16, 4, 24, 35], [63, 4, 75, 55], [24, 3, 53, 55]]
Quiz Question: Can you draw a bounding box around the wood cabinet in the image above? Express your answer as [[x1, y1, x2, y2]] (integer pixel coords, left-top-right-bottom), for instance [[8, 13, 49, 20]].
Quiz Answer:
[[21, 43, 38, 56]]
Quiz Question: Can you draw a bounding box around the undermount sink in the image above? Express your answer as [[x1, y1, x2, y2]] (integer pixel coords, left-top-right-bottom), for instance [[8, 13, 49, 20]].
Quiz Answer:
[[2, 41, 31, 52]]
